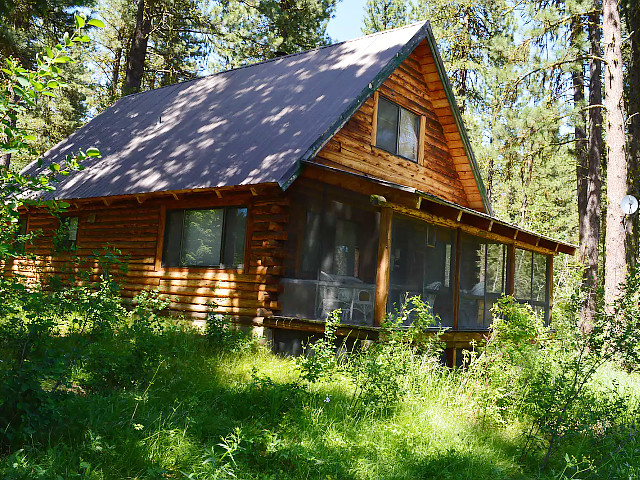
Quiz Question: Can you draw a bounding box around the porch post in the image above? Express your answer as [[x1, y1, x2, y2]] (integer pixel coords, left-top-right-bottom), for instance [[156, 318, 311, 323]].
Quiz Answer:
[[506, 243, 516, 295], [374, 206, 393, 326]]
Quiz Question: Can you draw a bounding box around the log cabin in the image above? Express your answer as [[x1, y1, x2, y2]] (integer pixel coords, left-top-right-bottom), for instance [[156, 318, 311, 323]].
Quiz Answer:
[[8, 22, 576, 362]]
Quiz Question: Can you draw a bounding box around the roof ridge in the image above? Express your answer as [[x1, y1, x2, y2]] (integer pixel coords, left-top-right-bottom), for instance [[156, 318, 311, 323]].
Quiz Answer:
[[122, 22, 429, 100]]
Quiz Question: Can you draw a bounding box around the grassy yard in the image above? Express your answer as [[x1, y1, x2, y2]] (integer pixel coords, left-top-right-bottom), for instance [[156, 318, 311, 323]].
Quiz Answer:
[[1, 324, 639, 479], [1, 283, 640, 479]]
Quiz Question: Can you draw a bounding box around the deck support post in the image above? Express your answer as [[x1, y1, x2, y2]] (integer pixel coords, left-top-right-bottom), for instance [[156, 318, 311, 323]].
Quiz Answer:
[[374, 206, 393, 327], [452, 228, 462, 330], [507, 243, 516, 295]]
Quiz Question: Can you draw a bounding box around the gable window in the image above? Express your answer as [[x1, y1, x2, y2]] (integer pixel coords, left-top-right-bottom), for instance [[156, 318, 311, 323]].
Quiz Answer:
[[376, 96, 420, 162], [162, 206, 247, 268]]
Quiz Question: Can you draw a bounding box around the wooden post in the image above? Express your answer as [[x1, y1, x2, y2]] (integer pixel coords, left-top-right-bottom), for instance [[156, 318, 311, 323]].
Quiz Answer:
[[154, 204, 166, 271], [547, 255, 554, 324], [374, 206, 392, 326], [452, 228, 462, 330], [417, 115, 426, 165], [371, 91, 379, 147], [506, 243, 516, 295]]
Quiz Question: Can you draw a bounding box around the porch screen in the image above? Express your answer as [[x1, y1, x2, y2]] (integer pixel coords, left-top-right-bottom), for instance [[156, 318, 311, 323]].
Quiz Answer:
[[514, 248, 550, 322], [458, 234, 507, 330], [281, 186, 379, 326], [389, 215, 455, 327]]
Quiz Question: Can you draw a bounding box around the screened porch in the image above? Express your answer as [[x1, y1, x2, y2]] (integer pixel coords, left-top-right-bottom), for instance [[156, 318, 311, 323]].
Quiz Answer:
[[279, 183, 552, 331]]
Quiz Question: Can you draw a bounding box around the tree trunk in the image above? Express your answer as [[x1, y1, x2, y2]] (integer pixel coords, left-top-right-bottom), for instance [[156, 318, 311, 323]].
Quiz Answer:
[[624, 0, 640, 265], [111, 46, 123, 98], [581, 5, 603, 331], [603, 0, 628, 308], [123, 0, 152, 96]]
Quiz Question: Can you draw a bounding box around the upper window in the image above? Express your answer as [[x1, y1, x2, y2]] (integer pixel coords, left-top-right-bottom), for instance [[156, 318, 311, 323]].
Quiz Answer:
[[162, 206, 247, 268], [376, 96, 420, 162]]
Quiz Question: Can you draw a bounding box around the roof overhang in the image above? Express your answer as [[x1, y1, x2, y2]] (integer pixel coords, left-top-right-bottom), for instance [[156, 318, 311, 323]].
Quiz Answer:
[[300, 160, 576, 255]]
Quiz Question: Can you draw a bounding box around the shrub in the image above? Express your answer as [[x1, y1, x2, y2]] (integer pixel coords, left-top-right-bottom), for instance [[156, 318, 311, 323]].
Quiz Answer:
[[297, 309, 342, 383], [205, 311, 256, 353]]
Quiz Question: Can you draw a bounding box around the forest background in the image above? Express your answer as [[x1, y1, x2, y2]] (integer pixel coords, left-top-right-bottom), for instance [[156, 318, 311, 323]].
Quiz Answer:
[[1, 0, 638, 320]]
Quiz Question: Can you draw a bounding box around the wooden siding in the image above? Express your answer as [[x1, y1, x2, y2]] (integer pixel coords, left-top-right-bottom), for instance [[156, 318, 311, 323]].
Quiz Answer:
[[312, 39, 486, 212], [4, 189, 288, 319]]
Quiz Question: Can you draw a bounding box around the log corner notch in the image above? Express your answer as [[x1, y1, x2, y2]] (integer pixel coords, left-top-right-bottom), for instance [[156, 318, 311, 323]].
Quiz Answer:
[[374, 206, 393, 326]]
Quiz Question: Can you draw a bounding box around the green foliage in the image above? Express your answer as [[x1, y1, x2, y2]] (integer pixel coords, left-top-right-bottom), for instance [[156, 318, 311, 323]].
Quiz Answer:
[[0, 15, 102, 258], [297, 308, 341, 383], [362, 0, 410, 34], [205, 311, 257, 353]]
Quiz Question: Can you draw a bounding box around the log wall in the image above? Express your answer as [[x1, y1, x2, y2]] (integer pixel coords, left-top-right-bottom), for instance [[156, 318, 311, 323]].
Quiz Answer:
[[4, 188, 288, 319]]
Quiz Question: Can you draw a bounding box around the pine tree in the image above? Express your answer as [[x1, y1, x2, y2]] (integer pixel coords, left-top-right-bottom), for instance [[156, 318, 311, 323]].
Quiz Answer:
[[362, 0, 410, 35], [603, 0, 628, 307]]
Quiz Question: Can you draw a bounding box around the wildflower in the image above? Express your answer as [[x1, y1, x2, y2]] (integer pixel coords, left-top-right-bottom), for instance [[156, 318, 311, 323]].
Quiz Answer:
[[324, 396, 331, 403]]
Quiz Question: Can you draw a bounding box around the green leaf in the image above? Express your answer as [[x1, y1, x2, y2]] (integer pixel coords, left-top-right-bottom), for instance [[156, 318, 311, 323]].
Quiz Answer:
[[24, 135, 36, 141], [87, 18, 105, 28], [63, 32, 70, 46], [47, 80, 59, 88], [45, 47, 54, 59], [74, 14, 85, 29], [16, 76, 29, 88], [86, 148, 101, 157], [53, 56, 71, 64]]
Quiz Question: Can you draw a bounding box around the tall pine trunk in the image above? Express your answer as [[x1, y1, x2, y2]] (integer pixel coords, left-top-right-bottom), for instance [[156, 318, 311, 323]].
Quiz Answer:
[[123, 0, 152, 96], [603, 0, 628, 308], [582, 5, 603, 330], [625, 1, 640, 264]]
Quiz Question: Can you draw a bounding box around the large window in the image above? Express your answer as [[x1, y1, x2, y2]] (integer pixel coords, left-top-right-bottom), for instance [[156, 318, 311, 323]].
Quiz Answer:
[[514, 248, 550, 322], [389, 215, 455, 327], [281, 186, 379, 325], [163, 206, 247, 268], [458, 234, 507, 330], [376, 96, 420, 162]]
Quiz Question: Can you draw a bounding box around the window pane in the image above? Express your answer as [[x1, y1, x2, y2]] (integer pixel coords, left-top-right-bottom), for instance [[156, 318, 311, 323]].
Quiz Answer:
[[301, 211, 321, 274], [514, 249, 533, 300], [532, 253, 548, 303], [222, 207, 247, 267], [398, 108, 419, 161], [163, 210, 185, 267], [376, 97, 398, 154], [389, 216, 455, 327], [181, 209, 223, 266]]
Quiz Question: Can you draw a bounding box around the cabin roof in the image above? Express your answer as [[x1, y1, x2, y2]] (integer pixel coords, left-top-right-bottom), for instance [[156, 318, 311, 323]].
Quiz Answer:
[[21, 21, 491, 213]]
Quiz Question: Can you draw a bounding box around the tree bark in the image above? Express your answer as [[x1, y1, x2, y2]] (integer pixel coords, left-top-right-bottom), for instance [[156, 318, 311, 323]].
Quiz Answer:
[[123, 0, 152, 96], [581, 6, 603, 332], [111, 46, 123, 99], [624, 0, 640, 265], [603, 0, 628, 309]]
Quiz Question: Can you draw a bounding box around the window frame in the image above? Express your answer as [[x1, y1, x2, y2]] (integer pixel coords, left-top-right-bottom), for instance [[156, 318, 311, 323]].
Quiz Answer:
[[513, 247, 551, 323], [53, 216, 79, 253], [161, 205, 248, 270], [14, 216, 28, 255], [373, 93, 423, 163]]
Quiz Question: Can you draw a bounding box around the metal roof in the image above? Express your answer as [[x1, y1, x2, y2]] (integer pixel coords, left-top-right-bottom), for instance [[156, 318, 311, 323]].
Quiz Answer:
[[22, 23, 437, 200]]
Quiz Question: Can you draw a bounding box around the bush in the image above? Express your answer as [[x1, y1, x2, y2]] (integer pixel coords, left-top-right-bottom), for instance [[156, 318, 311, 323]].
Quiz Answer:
[[205, 311, 257, 353]]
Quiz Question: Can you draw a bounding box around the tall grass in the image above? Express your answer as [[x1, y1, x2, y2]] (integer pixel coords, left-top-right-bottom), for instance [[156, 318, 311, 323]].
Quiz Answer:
[[2, 285, 640, 479]]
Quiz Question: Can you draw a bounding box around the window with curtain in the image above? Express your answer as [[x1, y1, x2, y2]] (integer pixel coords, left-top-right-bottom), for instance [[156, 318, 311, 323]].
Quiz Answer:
[[376, 96, 420, 162], [162, 206, 247, 268]]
